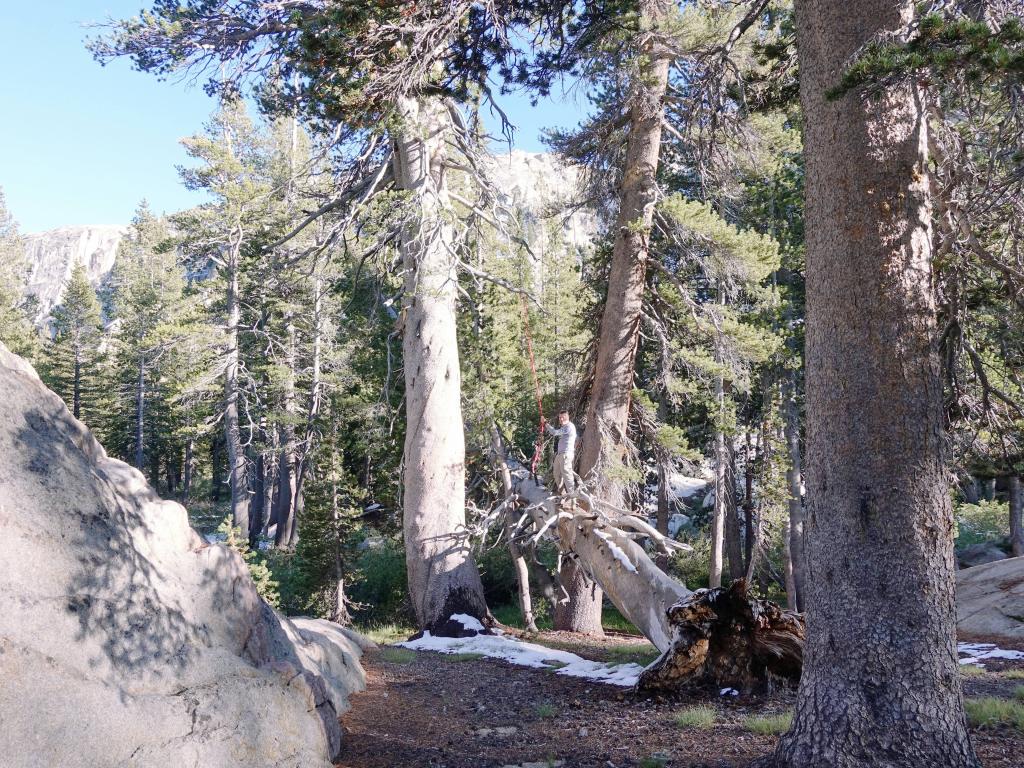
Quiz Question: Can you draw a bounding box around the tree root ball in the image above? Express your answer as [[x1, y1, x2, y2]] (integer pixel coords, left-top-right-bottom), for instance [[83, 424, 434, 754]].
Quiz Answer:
[[638, 580, 804, 693]]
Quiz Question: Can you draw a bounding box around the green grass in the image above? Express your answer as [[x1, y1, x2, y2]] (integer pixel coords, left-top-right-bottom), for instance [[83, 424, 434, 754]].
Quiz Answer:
[[961, 664, 988, 676], [606, 643, 660, 666], [639, 757, 668, 768], [378, 647, 417, 664], [1002, 669, 1024, 680], [1014, 686, 1024, 702], [442, 652, 485, 662], [489, 602, 643, 635], [744, 712, 794, 735], [964, 697, 1024, 731], [357, 623, 414, 645], [673, 705, 716, 730], [534, 702, 558, 718]]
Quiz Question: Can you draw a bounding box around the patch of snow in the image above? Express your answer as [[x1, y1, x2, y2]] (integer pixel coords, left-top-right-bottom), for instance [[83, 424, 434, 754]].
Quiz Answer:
[[720, 687, 739, 697], [957, 642, 1024, 666], [593, 529, 638, 574], [451, 613, 486, 632], [397, 631, 645, 687], [667, 513, 690, 537], [671, 474, 709, 499]]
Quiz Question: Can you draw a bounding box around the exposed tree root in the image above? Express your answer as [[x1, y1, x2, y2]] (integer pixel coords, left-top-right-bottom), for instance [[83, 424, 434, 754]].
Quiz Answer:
[[638, 580, 804, 693]]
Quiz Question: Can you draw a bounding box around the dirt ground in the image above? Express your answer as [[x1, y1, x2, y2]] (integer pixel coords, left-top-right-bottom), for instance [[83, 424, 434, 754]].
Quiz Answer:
[[336, 631, 1024, 768]]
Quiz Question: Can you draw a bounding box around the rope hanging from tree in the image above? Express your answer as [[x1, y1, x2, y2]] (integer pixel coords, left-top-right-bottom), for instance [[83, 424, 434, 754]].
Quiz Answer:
[[519, 294, 545, 477]]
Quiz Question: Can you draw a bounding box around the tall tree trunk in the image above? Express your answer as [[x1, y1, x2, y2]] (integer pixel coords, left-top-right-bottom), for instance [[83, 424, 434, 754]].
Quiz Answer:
[[769, 2, 979, 765], [567, 0, 671, 631], [274, 315, 299, 548], [1010, 475, 1023, 558], [73, 348, 82, 419], [210, 433, 223, 503], [224, 250, 250, 536], [181, 438, 194, 505], [135, 355, 145, 470], [783, 370, 806, 612], [725, 439, 745, 581], [490, 426, 537, 632], [709, 391, 727, 588], [743, 430, 755, 568], [393, 95, 488, 632]]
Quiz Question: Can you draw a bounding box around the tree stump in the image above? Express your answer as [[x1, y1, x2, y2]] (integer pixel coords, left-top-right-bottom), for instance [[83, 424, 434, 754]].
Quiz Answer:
[[638, 580, 804, 693]]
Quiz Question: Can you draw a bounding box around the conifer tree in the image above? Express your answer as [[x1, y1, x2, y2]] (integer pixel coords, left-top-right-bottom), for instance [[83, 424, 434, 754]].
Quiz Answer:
[[44, 263, 104, 424], [0, 189, 42, 360]]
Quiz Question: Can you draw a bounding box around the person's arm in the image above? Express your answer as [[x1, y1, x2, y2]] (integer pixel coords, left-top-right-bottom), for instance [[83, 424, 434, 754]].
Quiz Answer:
[[545, 422, 562, 437]]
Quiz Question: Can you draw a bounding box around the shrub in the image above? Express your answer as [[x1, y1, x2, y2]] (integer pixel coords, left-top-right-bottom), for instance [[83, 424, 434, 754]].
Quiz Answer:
[[534, 703, 557, 718], [674, 705, 716, 729], [954, 500, 1009, 547], [744, 712, 793, 735], [216, 517, 280, 607], [348, 539, 411, 625]]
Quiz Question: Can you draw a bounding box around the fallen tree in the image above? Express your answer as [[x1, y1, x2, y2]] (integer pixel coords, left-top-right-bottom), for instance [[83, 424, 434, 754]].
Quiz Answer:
[[501, 460, 805, 690]]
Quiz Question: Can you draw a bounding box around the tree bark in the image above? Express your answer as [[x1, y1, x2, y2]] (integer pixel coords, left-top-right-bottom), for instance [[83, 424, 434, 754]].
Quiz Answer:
[[767, 3, 979, 765], [568, 0, 671, 629], [710, 413, 727, 588], [274, 315, 299, 549], [393, 95, 489, 633], [553, 558, 603, 636], [1010, 475, 1023, 558], [181, 438, 193, 505]]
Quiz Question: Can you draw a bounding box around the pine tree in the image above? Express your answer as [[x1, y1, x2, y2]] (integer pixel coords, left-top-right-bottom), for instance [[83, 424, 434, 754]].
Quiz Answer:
[[43, 263, 104, 424], [0, 189, 42, 360]]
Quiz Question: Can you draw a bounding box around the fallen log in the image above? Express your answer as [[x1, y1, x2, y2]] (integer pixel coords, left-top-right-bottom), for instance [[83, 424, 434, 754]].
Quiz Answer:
[[638, 580, 804, 693]]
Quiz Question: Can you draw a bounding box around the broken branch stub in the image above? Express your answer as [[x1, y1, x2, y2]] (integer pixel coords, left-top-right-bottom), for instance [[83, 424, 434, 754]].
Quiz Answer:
[[638, 580, 804, 693]]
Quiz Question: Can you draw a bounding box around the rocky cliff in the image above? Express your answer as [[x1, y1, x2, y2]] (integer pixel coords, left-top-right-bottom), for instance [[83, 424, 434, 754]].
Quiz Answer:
[[23, 224, 127, 321], [0, 341, 367, 767], [21, 153, 596, 323]]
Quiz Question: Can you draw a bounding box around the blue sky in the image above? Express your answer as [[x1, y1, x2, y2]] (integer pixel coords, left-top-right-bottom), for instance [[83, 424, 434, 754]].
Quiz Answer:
[[0, 2, 587, 233]]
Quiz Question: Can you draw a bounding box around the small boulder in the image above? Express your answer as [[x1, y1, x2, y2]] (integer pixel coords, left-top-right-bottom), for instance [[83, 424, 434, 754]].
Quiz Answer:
[[957, 542, 1008, 569]]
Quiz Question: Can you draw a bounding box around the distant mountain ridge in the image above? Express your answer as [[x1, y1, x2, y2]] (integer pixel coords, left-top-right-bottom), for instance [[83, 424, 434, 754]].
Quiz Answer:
[[24, 224, 128, 322], [22, 151, 596, 323]]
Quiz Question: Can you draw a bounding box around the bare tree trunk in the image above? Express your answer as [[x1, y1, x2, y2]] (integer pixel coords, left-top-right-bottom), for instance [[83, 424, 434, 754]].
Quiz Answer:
[[135, 356, 145, 470], [274, 315, 299, 548], [393, 95, 488, 632], [1010, 475, 1023, 558], [743, 431, 755, 568], [554, 558, 603, 635], [725, 440, 744, 581], [73, 349, 82, 419], [224, 251, 250, 535], [710, 399, 727, 588], [490, 426, 537, 632], [568, 0, 671, 630], [768, 2, 979, 765], [783, 370, 806, 612], [181, 438, 193, 505]]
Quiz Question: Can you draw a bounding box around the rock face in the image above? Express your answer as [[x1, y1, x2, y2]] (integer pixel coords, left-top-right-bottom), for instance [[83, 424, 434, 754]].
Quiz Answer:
[[956, 542, 1009, 569], [957, 556, 1024, 641], [24, 224, 128, 322], [0, 342, 366, 767], [486, 150, 599, 257]]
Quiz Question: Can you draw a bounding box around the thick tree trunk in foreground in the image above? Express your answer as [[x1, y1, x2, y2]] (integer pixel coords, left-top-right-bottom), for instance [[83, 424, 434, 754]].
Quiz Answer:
[[1010, 475, 1023, 558], [768, 3, 979, 766], [567, 0, 671, 631], [394, 95, 489, 633], [490, 427, 537, 632]]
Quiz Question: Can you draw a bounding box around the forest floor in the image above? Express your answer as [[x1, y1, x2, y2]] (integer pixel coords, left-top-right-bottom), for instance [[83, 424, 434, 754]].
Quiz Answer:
[[336, 629, 1024, 768]]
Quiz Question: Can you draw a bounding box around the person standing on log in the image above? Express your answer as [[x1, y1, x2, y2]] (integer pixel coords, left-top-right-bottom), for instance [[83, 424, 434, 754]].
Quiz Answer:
[[545, 409, 577, 499]]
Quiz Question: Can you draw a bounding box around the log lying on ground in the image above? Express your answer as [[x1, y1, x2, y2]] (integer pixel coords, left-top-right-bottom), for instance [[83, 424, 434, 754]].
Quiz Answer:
[[638, 580, 804, 693]]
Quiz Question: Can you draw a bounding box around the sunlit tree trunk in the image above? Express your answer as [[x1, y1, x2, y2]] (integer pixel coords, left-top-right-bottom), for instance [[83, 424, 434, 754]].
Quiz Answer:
[[394, 95, 489, 632]]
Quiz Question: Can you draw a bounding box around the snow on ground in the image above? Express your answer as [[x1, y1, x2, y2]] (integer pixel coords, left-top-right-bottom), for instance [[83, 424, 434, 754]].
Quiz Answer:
[[958, 642, 1024, 666], [398, 618, 646, 687]]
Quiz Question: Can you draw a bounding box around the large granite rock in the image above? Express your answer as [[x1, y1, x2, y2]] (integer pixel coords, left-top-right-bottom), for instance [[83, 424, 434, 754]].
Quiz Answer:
[[957, 542, 1009, 569], [0, 342, 366, 767], [957, 556, 1024, 641]]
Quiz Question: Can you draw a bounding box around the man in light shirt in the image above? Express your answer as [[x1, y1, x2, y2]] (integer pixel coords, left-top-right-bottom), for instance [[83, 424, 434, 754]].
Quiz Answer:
[[544, 409, 577, 497]]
